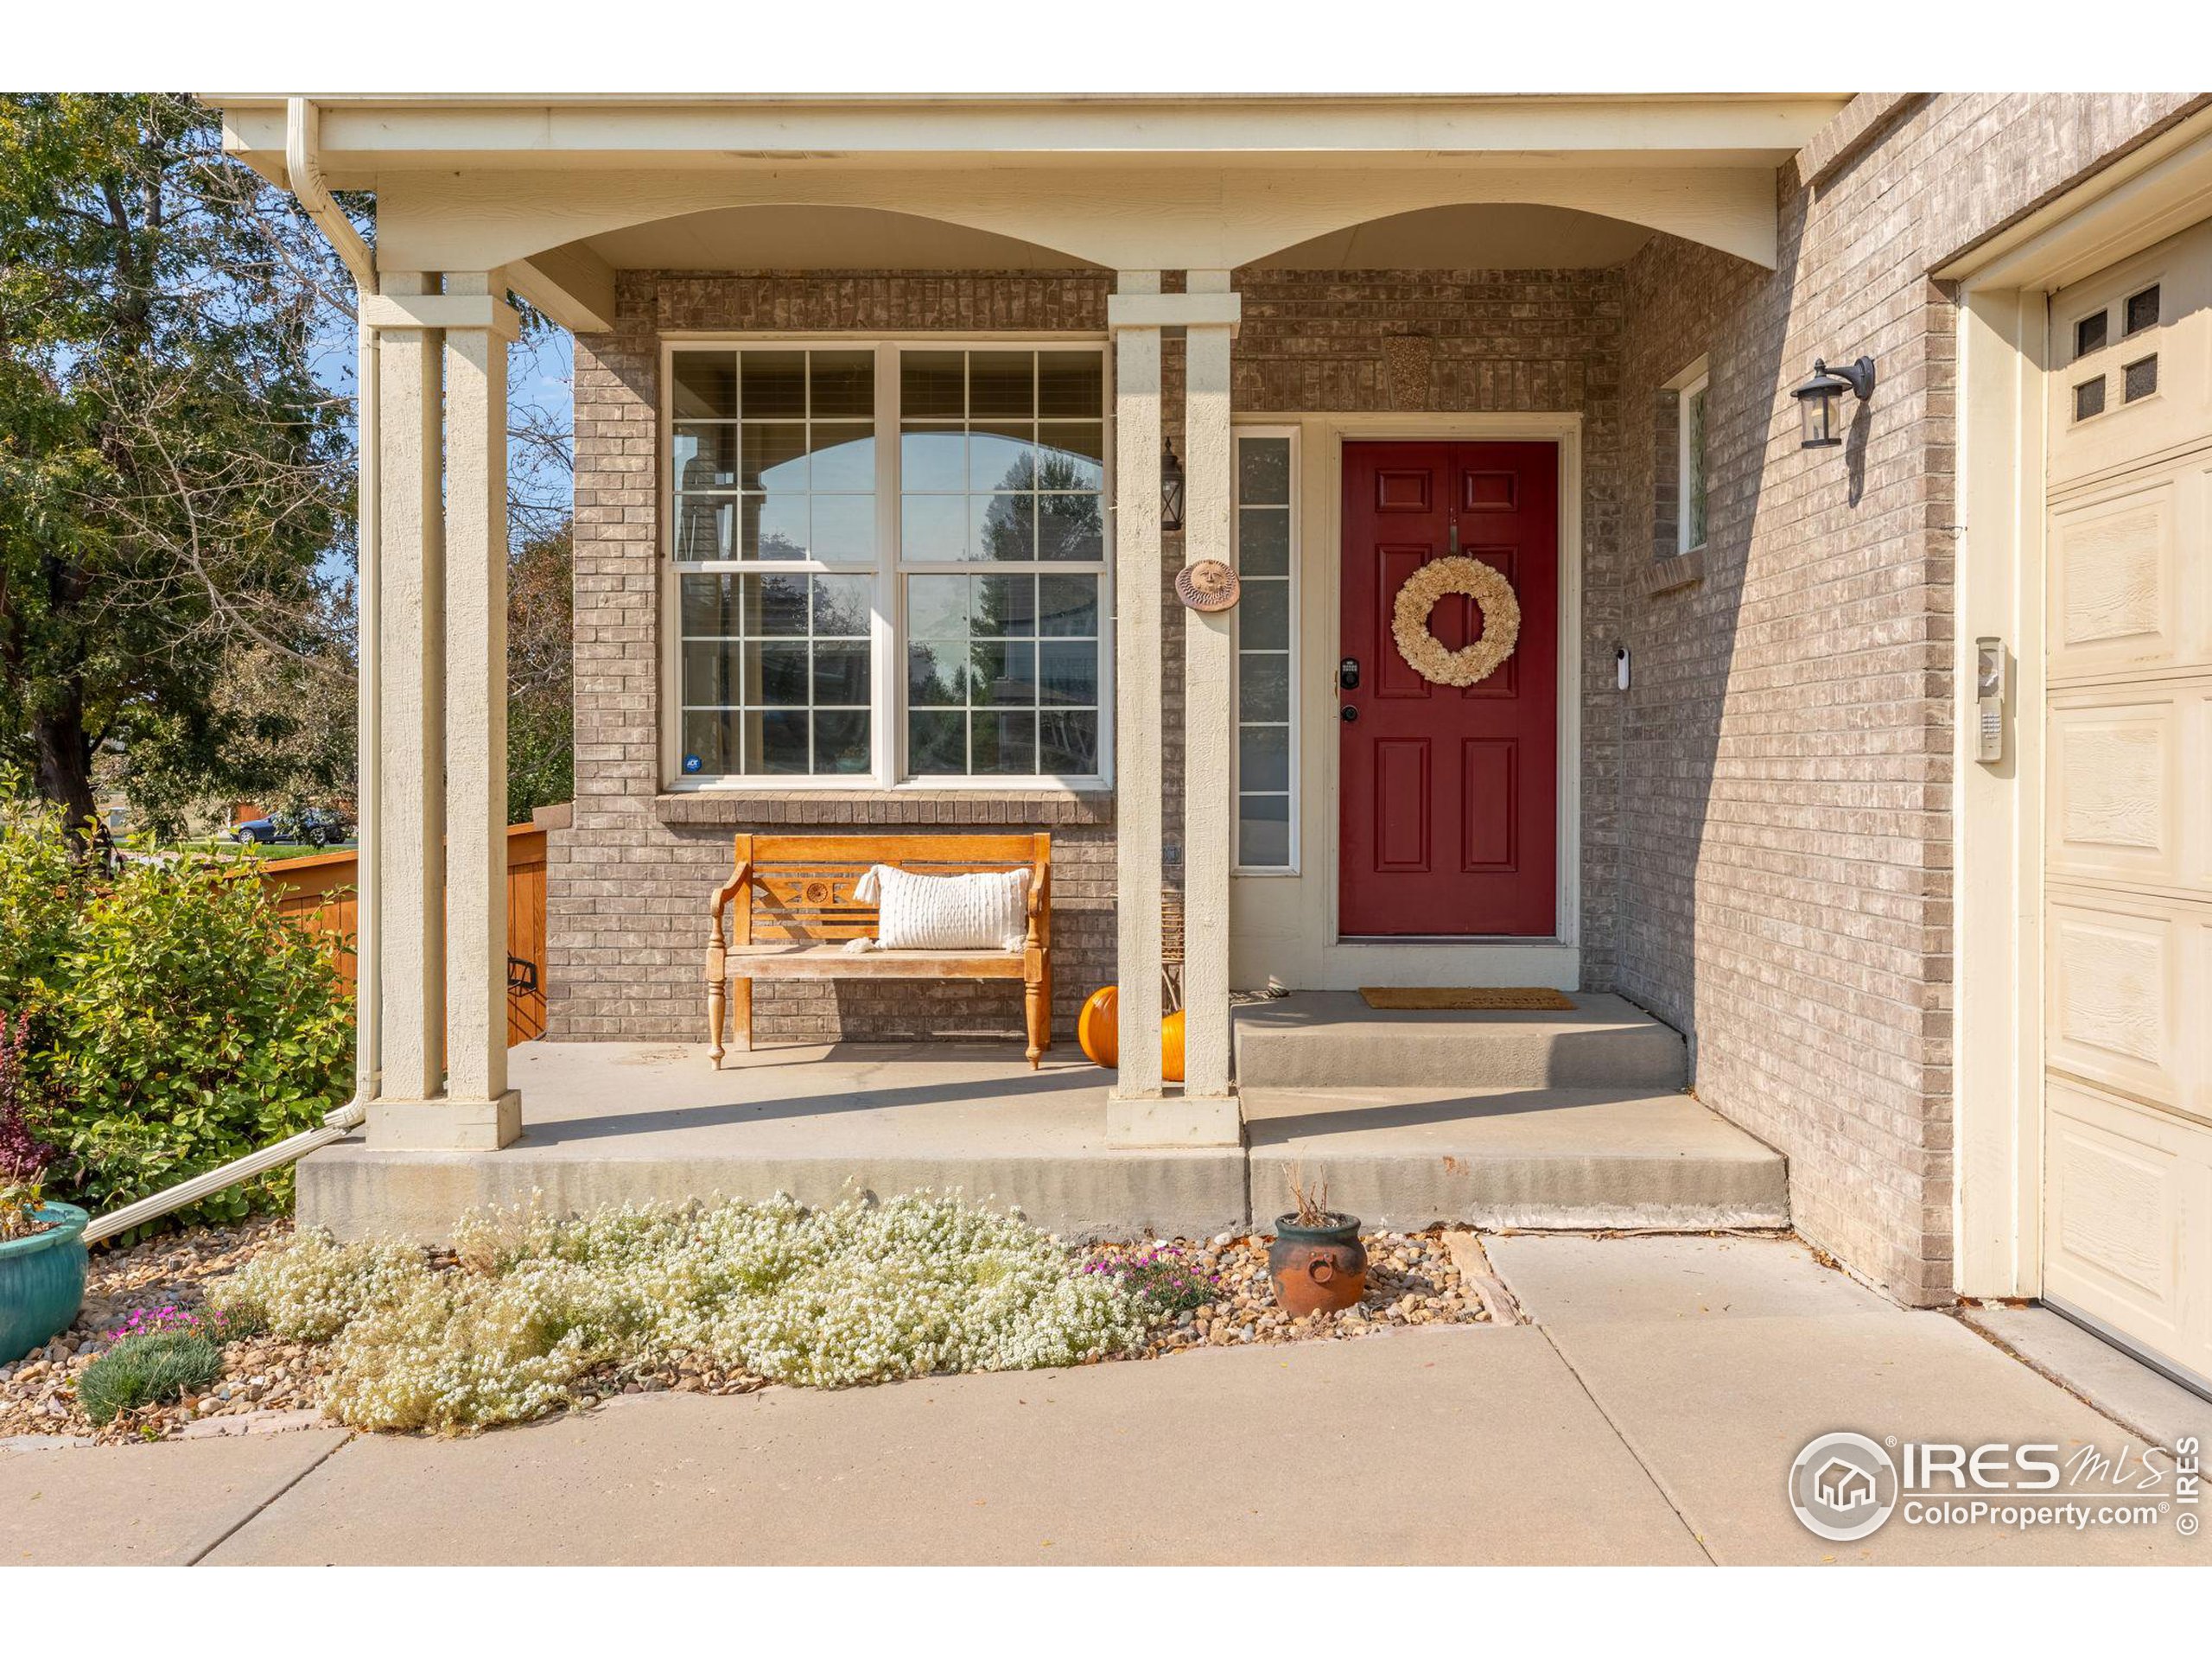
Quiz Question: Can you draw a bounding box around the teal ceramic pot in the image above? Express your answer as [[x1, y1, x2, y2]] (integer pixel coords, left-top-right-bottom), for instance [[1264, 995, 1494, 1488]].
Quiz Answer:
[[0, 1202, 90, 1364]]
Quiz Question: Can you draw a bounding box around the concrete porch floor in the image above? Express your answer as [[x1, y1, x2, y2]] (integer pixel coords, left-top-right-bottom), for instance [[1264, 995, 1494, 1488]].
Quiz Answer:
[[302, 998, 1789, 1240]]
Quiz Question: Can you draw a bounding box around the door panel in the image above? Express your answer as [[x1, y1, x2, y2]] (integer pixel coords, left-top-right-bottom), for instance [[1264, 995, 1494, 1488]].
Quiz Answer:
[[2042, 218, 2212, 1389], [1338, 441, 1557, 937], [1460, 739, 1518, 870]]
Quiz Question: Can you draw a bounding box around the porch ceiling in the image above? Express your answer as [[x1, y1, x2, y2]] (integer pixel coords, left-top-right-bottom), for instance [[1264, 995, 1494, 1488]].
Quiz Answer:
[[583, 204, 1102, 272], [570, 200, 1651, 274]]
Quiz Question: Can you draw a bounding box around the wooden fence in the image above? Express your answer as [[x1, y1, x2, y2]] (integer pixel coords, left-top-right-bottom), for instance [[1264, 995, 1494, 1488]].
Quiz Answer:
[[261, 823, 549, 1045]]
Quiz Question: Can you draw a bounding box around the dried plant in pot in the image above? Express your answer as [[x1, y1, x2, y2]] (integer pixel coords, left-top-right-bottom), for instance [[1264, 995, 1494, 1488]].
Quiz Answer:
[[1266, 1171, 1367, 1318]]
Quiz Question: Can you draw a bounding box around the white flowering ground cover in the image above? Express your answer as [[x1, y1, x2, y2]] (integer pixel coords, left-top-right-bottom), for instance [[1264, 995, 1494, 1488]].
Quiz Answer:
[[0, 1200, 1489, 1443], [205, 1193, 1158, 1432]]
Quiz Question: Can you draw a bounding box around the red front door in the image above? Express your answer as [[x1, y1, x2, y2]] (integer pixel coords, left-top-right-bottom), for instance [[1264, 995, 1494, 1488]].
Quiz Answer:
[[1338, 441, 1558, 937]]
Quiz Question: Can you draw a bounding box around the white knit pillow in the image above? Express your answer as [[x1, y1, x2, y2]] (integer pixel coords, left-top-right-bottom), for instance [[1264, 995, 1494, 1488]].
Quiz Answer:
[[853, 864, 1030, 951]]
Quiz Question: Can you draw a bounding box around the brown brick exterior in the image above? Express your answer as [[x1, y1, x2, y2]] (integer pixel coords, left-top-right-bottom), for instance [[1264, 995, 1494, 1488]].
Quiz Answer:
[[557, 266, 1630, 1044], [1611, 92, 2205, 1306], [552, 92, 2207, 1308], [558, 273, 1118, 1046]]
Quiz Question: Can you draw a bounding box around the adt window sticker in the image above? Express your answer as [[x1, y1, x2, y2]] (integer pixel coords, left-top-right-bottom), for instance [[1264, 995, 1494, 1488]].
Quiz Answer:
[[683, 754, 703, 775]]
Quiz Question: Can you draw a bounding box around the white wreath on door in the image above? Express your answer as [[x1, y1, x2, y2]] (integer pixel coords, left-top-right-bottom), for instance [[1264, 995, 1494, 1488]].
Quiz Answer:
[[1390, 556, 1522, 687]]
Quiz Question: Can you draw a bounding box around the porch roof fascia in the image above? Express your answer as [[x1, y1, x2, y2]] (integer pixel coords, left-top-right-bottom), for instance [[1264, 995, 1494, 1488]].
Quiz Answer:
[[216, 92, 1847, 296], [209, 92, 1848, 183]]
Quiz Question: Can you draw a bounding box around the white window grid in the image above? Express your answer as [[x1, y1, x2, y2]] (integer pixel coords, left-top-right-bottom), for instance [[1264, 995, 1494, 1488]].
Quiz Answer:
[[658, 337, 1115, 792]]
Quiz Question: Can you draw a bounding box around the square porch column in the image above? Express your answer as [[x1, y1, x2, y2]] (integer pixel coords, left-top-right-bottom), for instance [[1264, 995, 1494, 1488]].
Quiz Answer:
[[356, 276, 523, 1151], [1179, 272, 1240, 1111], [438, 276, 522, 1141], [366, 276, 445, 1114], [1106, 274, 1167, 1129], [1106, 276, 1244, 1149]]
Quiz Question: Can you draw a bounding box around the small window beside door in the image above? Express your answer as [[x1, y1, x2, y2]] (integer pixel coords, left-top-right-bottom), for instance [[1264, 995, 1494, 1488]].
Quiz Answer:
[[1656, 357, 1709, 564], [1234, 430, 1298, 874]]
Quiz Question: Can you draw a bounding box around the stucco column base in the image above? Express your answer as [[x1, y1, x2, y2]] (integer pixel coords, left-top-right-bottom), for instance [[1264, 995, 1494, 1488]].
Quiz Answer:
[[367, 1090, 521, 1151], [1106, 1090, 1243, 1149]]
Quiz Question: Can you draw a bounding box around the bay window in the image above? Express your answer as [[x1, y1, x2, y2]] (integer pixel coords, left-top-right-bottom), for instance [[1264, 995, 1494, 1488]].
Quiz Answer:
[[666, 341, 1111, 787]]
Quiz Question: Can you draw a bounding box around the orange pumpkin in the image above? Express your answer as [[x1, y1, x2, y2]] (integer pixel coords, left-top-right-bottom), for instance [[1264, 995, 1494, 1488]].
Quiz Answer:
[[1076, 986, 1185, 1083], [1077, 986, 1119, 1068]]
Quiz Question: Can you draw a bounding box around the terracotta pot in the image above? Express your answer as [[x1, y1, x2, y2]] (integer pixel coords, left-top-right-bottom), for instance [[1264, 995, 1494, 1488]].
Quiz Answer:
[[1075, 987, 1185, 1083], [1266, 1212, 1367, 1317]]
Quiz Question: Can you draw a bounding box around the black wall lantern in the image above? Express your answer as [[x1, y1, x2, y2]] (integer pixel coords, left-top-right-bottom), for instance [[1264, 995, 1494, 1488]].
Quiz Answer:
[[1160, 437, 1185, 532], [1793, 355, 1876, 448]]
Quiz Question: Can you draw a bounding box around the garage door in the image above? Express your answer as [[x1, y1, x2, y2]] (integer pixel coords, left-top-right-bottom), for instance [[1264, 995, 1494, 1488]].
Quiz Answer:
[[2041, 218, 2212, 1389]]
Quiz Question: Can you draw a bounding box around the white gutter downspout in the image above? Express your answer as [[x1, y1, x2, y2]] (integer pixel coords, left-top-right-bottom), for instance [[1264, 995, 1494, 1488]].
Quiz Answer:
[[85, 100, 380, 1248], [283, 97, 379, 1120]]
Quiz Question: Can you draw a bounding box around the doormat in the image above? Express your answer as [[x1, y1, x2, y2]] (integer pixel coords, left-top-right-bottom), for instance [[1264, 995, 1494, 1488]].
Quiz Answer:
[[1358, 986, 1576, 1012]]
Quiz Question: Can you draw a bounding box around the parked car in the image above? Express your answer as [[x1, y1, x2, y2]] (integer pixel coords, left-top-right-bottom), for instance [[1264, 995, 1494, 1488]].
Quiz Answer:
[[232, 807, 351, 849]]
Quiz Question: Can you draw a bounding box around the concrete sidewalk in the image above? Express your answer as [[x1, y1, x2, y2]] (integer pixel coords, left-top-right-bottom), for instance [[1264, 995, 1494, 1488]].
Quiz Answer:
[[4, 1236, 2204, 1567]]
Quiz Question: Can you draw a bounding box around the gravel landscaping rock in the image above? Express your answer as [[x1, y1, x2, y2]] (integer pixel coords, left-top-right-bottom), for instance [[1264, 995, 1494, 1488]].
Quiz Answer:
[[1124, 1229, 1490, 1357], [0, 1217, 301, 1446], [0, 1217, 1490, 1444]]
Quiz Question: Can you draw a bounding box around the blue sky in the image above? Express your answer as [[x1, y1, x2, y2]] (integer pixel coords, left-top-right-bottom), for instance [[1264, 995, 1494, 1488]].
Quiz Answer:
[[312, 321, 576, 584]]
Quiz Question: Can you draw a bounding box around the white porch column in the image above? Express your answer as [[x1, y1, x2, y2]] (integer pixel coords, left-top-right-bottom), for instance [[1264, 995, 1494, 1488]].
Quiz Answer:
[[352, 318, 381, 1108], [1105, 276, 1244, 1147], [438, 276, 522, 1142], [368, 276, 446, 1114], [1179, 272, 1240, 1111], [358, 276, 523, 1151], [1106, 273, 1167, 1127]]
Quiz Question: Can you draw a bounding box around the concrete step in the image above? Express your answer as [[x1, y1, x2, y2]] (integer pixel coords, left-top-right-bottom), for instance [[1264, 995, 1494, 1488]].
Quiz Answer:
[[1244, 1086, 1788, 1232], [1231, 992, 1688, 1090]]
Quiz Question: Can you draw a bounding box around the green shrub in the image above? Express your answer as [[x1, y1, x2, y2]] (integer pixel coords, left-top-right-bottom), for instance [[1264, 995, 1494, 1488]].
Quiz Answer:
[[0, 790, 353, 1223], [76, 1330, 226, 1425], [0, 796, 89, 1014]]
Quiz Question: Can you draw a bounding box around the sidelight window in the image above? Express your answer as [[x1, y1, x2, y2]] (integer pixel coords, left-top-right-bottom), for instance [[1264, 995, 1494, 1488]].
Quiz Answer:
[[1233, 429, 1299, 873]]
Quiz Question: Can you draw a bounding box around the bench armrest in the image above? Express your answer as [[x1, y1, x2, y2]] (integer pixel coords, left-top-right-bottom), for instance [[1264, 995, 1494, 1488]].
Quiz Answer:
[[1025, 855, 1050, 950], [705, 860, 753, 976]]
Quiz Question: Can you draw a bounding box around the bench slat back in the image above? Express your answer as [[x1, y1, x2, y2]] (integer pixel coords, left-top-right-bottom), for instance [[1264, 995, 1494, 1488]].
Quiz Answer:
[[735, 832, 1046, 945]]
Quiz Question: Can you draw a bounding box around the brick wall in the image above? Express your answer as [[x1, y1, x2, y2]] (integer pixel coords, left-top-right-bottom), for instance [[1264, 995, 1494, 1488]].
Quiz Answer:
[[556, 272, 1118, 1046], [1228, 269, 1628, 984], [556, 265, 1631, 1042], [1610, 92, 2205, 1306], [552, 94, 2206, 1304]]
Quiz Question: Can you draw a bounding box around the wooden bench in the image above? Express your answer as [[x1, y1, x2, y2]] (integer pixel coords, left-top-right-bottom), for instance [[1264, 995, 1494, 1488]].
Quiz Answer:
[[705, 832, 1053, 1069]]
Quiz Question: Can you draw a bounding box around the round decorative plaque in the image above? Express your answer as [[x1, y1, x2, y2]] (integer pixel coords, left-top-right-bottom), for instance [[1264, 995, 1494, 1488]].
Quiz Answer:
[[1176, 559, 1240, 613]]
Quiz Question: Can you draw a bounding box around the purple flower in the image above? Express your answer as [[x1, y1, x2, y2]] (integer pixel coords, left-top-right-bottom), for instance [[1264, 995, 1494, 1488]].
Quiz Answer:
[[0, 1012, 54, 1184]]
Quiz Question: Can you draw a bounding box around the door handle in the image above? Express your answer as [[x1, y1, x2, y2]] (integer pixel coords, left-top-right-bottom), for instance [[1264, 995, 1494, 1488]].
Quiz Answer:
[[1340, 705, 1359, 723]]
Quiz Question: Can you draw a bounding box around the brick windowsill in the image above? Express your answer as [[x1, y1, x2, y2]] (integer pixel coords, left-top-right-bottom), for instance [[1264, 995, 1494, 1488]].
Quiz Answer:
[[654, 789, 1114, 829], [1637, 546, 1707, 601]]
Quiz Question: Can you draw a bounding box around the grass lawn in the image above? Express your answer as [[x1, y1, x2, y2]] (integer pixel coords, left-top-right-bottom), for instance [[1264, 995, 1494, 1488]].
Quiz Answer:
[[167, 838, 351, 861]]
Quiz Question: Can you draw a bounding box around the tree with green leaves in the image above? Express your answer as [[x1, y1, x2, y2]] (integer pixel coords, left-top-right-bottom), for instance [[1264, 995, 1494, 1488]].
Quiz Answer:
[[506, 518, 574, 823], [0, 93, 358, 835]]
